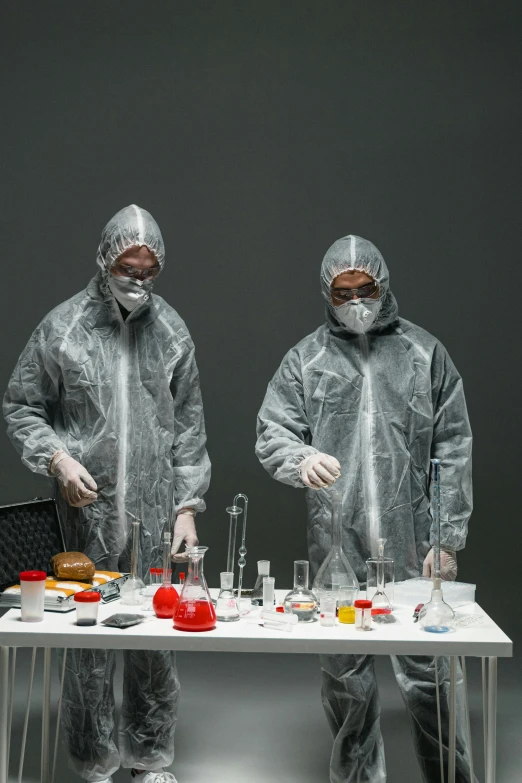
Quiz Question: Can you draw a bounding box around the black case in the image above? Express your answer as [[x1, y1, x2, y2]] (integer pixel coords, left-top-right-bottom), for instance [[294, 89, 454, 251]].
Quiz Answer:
[[0, 497, 64, 592], [0, 497, 126, 610]]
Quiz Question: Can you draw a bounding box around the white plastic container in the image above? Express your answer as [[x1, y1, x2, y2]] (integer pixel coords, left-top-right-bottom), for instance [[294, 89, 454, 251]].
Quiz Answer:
[[354, 599, 373, 631], [74, 591, 101, 626], [20, 570, 47, 622]]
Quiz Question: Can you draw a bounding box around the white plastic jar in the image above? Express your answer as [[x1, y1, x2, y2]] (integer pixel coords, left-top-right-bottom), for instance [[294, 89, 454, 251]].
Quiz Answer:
[[74, 591, 101, 626], [20, 570, 47, 622]]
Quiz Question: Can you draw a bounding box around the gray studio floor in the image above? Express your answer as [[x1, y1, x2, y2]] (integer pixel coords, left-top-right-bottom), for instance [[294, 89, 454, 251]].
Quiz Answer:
[[5, 649, 521, 783]]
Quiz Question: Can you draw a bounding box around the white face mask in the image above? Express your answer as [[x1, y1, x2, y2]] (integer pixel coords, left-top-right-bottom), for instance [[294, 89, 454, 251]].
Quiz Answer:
[[108, 274, 153, 312], [334, 298, 382, 334]]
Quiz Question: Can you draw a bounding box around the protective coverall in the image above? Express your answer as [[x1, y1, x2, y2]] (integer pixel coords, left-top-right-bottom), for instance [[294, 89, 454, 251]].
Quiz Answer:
[[4, 205, 211, 780], [256, 235, 474, 782]]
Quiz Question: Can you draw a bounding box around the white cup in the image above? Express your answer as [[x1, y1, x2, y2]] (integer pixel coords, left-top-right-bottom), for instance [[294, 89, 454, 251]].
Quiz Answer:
[[20, 571, 47, 622]]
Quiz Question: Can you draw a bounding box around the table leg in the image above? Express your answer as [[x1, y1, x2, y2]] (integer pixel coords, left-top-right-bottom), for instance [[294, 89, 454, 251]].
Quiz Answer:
[[41, 648, 52, 783], [448, 655, 457, 783], [0, 647, 9, 783], [486, 657, 497, 783]]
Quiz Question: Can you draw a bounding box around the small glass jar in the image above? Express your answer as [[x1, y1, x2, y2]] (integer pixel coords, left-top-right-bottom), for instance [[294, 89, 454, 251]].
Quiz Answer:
[[20, 570, 47, 622], [319, 595, 337, 627], [338, 587, 358, 624], [74, 591, 101, 626], [354, 599, 372, 631]]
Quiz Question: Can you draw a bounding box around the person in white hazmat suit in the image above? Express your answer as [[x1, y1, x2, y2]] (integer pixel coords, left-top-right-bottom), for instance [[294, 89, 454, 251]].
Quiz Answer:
[[255, 235, 474, 783], [4, 205, 211, 783]]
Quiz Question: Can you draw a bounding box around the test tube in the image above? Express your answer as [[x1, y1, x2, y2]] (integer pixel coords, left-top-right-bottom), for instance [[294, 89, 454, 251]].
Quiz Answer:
[[263, 576, 275, 610]]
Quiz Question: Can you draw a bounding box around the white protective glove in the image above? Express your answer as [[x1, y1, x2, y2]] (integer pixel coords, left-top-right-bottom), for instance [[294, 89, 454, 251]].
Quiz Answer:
[[422, 548, 458, 581], [52, 454, 98, 507], [300, 453, 341, 489], [171, 511, 198, 562]]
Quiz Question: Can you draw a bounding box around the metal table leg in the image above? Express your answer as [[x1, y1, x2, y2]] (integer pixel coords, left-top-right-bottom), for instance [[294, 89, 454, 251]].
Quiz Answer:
[[42, 648, 52, 783], [0, 647, 9, 783], [486, 657, 497, 783], [449, 655, 457, 783]]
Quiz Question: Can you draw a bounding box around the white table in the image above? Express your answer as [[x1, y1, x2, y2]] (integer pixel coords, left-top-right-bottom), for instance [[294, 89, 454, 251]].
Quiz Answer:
[[0, 597, 512, 783]]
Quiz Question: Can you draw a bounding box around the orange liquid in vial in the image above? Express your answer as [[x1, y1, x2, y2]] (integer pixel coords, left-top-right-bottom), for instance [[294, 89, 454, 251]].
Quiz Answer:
[[173, 599, 216, 632]]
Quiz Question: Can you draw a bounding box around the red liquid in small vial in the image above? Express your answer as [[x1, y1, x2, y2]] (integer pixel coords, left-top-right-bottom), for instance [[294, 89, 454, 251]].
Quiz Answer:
[[153, 585, 180, 619], [173, 599, 216, 632]]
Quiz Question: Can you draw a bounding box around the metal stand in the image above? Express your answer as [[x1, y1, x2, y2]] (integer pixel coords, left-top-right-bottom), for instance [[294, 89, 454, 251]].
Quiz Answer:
[[486, 657, 497, 783], [0, 647, 8, 783], [42, 647, 52, 783], [448, 656, 457, 783]]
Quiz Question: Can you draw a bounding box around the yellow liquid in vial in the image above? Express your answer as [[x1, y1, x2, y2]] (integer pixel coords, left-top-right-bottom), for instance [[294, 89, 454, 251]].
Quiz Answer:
[[338, 606, 355, 624]]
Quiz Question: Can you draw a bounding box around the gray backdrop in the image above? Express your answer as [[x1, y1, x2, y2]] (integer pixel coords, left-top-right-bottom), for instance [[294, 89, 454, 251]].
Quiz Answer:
[[1, 1, 521, 650]]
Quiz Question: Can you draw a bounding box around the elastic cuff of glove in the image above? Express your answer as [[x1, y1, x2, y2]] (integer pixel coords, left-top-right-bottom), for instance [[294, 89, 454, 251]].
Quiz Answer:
[[177, 507, 196, 517], [49, 451, 68, 476]]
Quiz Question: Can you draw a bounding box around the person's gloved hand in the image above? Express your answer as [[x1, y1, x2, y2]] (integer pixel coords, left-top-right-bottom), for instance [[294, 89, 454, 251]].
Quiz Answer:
[[300, 453, 341, 489], [53, 455, 98, 507], [171, 511, 198, 562], [422, 548, 458, 581]]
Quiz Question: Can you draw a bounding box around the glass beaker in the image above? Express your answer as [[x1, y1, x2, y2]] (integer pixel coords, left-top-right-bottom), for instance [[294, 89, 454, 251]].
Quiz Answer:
[[120, 520, 145, 606], [251, 560, 270, 605], [284, 560, 318, 623], [173, 546, 217, 632], [153, 532, 180, 619], [312, 491, 359, 607], [338, 588, 358, 624], [215, 571, 240, 622]]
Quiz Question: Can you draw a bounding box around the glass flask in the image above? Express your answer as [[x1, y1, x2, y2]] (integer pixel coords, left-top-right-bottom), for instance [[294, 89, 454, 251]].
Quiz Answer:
[[215, 571, 240, 622], [173, 546, 217, 632], [312, 491, 359, 607], [153, 532, 180, 619], [251, 560, 270, 605], [419, 460, 455, 634], [120, 520, 145, 606], [284, 560, 318, 623], [366, 538, 393, 615]]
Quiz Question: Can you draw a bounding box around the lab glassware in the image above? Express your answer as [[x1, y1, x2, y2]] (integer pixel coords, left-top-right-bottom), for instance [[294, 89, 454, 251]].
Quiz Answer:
[[312, 491, 359, 606], [262, 576, 275, 611], [367, 538, 393, 615], [251, 560, 270, 605], [284, 560, 318, 623], [120, 520, 146, 606], [215, 571, 240, 622], [418, 460, 455, 633], [338, 588, 358, 624], [153, 531, 180, 619], [173, 546, 217, 632], [319, 595, 337, 627]]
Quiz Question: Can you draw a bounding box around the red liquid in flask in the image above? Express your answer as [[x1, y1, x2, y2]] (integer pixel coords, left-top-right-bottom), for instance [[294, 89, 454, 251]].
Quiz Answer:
[[153, 585, 180, 619], [173, 599, 216, 632]]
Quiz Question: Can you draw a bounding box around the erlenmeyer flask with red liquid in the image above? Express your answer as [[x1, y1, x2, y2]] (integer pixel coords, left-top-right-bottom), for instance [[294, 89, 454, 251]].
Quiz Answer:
[[153, 531, 179, 618], [173, 546, 216, 632]]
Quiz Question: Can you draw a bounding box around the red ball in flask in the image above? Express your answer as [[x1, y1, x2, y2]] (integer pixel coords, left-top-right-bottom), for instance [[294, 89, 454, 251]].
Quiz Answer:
[[153, 585, 179, 619]]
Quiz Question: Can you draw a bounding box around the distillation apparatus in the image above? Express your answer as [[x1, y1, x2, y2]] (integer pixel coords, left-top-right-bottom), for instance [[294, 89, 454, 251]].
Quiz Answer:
[[225, 493, 249, 607]]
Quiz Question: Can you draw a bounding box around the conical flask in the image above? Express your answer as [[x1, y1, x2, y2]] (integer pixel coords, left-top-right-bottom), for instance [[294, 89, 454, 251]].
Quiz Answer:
[[173, 546, 216, 632], [312, 491, 359, 606], [120, 520, 146, 606], [153, 531, 180, 619]]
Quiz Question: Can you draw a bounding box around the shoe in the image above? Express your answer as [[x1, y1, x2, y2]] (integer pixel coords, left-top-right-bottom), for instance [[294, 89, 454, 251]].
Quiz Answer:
[[131, 771, 177, 783]]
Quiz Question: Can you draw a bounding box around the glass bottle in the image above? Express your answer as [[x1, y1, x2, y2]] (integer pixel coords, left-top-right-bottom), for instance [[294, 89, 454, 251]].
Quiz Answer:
[[284, 560, 318, 623], [312, 491, 359, 607], [173, 546, 217, 632], [367, 538, 393, 615], [120, 520, 145, 606], [251, 560, 270, 605], [215, 571, 240, 622], [153, 532, 180, 619]]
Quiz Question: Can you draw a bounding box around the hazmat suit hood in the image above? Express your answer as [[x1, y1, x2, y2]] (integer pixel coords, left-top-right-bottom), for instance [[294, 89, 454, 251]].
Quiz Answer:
[[96, 204, 165, 274], [320, 235, 399, 334]]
